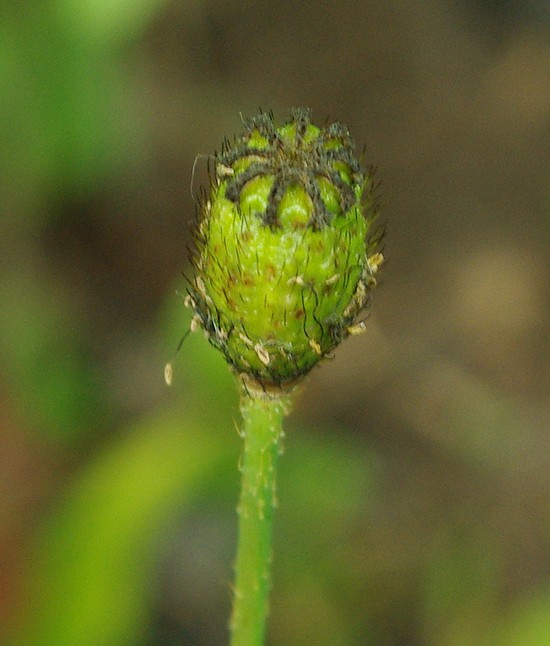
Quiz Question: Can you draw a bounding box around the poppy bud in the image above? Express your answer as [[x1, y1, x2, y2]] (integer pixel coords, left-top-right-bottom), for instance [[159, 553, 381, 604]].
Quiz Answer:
[[188, 108, 383, 390]]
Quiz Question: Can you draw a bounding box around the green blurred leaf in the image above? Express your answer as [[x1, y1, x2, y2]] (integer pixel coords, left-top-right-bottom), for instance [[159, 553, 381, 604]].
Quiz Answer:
[[0, 270, 104, 442], [496, 589, 550, 646], [11, 400, 235, 646], [421, 528, 501, 646], [273, 431, 380, 645], [60, 0, 169, 46], [0, 0, 163, 209]]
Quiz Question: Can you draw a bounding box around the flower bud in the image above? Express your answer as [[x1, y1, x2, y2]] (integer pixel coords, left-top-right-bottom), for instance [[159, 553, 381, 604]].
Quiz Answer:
[[188, 108, 383, 389]]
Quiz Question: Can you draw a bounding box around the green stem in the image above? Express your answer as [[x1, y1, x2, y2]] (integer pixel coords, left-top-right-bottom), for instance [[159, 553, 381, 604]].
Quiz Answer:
[[229, 389, 291, 646]]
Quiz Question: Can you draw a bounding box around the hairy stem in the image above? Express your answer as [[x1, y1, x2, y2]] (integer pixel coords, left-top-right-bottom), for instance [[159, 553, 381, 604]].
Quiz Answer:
[[229, 389, 291, 646]]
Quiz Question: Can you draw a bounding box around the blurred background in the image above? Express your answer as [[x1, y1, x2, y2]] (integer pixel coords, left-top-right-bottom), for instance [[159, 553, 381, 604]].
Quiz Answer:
[[1, 1, 550, 644]]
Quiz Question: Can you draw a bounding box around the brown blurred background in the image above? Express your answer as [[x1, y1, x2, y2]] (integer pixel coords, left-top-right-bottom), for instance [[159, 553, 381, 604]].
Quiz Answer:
[[1, 1, 550, 644]]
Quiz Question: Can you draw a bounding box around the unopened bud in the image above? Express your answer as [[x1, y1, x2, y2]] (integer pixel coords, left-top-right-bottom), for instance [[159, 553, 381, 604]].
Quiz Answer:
[[188, 108, 383, 389]]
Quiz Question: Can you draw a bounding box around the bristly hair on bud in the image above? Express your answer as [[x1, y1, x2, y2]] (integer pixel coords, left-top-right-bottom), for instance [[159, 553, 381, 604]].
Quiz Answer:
[[186, 108, 384, 392]]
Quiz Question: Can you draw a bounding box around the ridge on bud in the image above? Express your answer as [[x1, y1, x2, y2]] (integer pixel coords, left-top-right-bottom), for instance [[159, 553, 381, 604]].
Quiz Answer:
[[187, 108, 383, 389]]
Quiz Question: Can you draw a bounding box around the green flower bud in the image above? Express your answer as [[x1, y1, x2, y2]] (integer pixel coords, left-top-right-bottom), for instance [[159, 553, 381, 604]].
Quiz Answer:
[[187, 108, 383, 390]]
